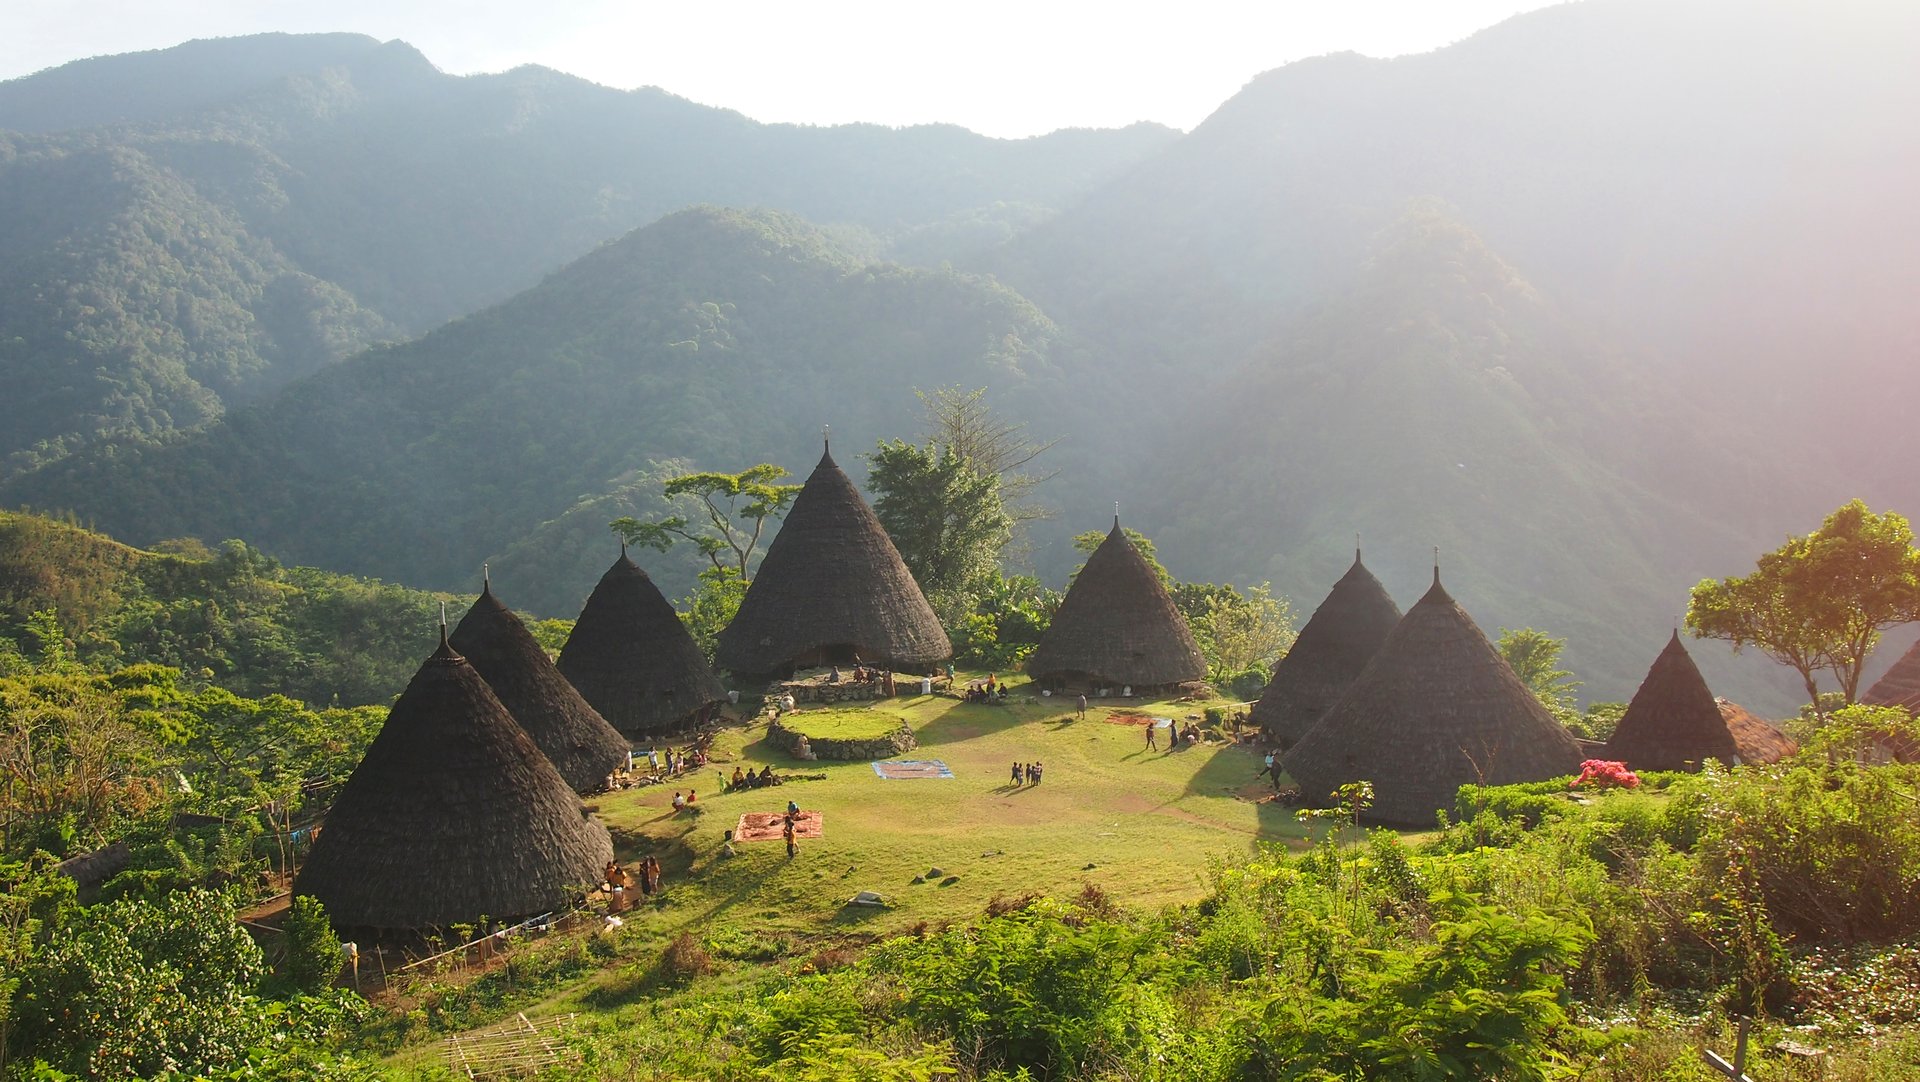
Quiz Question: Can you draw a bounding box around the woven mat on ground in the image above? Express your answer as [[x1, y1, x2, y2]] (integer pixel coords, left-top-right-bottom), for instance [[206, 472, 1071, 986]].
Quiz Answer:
[[871, 759, 954, 779], [734, 811, 823, 842], [1107, 713, 1173, 727]]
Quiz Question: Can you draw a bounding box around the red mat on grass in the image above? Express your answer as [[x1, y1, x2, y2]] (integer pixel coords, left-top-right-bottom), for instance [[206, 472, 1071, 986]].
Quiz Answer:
[[734, 811, 823, 842]]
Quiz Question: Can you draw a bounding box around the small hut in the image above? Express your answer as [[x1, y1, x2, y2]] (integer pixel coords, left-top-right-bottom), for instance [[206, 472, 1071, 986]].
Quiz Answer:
[[295, 631, 613, 933], [556, 549, 727, 738], [1601, 632, 1794, 770], [1283, 570, 1583, 826], [1027, 516, 1205, 693], [451, 577, 630, 793], [1862, 637, 1920, 714], [1714, 698, 1799, 764], [1249, 548, 1402, 748], [715, 443, 950, 680]]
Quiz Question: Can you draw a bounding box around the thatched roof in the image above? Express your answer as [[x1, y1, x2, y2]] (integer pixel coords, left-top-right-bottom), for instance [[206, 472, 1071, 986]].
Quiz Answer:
[[295, 633, 612, 932], [1283, 571, 1583, 826], [452, 579, 629, 792], [715, 445, 950, 678], [1601, 632, 1742, 771], [556, 550, 727, 737], [1249, 550, 1401, 747], [1715, 698, 1798, 765], [1027, 518, 1206, 688], [1863, 637, 1920, 713]]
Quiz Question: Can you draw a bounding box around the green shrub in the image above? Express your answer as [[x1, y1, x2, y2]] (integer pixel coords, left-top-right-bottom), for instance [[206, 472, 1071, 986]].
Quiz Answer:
[[281, 895, 342, 994]]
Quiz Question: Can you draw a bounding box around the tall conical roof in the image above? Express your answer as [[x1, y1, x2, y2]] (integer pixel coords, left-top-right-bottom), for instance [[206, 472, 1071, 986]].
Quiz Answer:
[[1601, 632, 1742, 770], [715, 446, 951, 677], [295, 633, 612, 931], [1863, 637, 1920, 713], [556, 549, 728, 737], [451, 580, 629, 792], [1283, 573, 1582, 826], [1249, 549, 1402, 747], [1027, 518, 1206, 688]]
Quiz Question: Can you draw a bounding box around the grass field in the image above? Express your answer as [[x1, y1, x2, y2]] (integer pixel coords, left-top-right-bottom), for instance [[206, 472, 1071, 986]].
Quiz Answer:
[[377, 678, 1328, 1067], [589, 679, 1312, 941]]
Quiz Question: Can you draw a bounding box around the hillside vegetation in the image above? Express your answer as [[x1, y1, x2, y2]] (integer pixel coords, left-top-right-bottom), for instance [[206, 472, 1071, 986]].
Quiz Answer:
[[0, 32, 1171, 469], [0, 509, 450, 705]]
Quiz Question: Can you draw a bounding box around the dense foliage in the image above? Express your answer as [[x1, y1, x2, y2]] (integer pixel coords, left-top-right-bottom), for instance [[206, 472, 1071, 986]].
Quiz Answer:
[[0, 510, 449, 705]]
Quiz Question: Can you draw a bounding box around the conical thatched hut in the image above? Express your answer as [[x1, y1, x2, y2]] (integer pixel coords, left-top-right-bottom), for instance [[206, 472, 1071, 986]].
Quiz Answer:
[[1863, 637, 1920, 713], [1283, 571, 1583, 826], [1602, 632, 1738, 769], [1714, 698, 1798, 765], [1027, 517, 1205, 693], [1601, 632, 1792, 770], [715, 444, 950, 680], [1249, 549, 1402, 748], [295, 632, 613, 932], [451, 578, 629, 793], [557, 549, 728, 737]]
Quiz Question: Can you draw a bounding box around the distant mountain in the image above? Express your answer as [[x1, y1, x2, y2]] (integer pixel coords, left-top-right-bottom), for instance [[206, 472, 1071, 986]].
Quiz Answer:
[[0, 32, 1175, 468], [986, 0, 1920, 520], [1, 208, 1076, 616], [1135, 207, 1811, 709]]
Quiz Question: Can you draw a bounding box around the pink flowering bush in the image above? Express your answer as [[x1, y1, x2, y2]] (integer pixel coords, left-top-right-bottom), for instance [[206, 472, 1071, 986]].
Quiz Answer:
[[1574, 759, 1640, 790]]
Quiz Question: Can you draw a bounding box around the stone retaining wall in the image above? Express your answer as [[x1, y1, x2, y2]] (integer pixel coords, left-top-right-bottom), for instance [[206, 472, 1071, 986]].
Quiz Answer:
[[768, 717, 917, 761]]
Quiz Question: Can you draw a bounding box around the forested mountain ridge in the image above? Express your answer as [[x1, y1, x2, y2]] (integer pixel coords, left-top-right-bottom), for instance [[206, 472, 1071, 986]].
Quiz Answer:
[[1, 208, 1076, 616], [985, 0, 1920, 525], [1136, 207, 1810, 708], [0, 32, 1174, 470], [0, 509, 453, 705]]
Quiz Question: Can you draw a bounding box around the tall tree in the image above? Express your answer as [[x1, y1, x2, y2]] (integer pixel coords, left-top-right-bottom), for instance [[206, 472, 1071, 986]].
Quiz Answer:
[[1497, 627, 1582, 719], [1689, 500, 1920, 708], [868, 440, 1014, 612], [609, 464, 801, 581], [914, 386, 1058, 527]]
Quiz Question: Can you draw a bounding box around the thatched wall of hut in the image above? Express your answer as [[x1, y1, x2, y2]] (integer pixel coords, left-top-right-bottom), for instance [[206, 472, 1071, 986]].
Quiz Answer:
[[1249, 551, 1401, 748], [295, 635, 612, 932], [716, 447, 949, 679], [451, 582, 629, 793], [1027, 519, 1204, 690], [1283, 573, 1582, 826], [556, 551, 726, 737], [1601, 632, 1743, 771], [1863, 638, 1920, 714]]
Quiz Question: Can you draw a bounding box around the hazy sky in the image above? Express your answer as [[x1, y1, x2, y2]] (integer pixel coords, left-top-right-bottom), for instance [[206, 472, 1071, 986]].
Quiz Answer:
[[3, 0, 1565, 137]]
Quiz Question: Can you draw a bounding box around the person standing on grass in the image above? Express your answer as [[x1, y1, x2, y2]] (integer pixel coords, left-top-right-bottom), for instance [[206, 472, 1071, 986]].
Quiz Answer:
[[1032, 762, 1044, 785], [1011, 761, 1023, 786], [783, 817, 798, 860], [1077, 693, 1087, 720], [1145, 720, 1159, 752]]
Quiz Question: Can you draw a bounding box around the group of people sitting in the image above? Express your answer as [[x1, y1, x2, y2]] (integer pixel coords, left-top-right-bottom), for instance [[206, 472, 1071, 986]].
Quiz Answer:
[[727, 764, 783, 791], [671, 789, 699, 812], [1009, 760, 1045, 786], [965, 673, 1010, 704]]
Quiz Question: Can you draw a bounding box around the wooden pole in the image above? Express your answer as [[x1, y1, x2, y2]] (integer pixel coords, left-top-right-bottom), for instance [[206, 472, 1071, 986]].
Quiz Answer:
[[1703, 1017, 1754, 1081]]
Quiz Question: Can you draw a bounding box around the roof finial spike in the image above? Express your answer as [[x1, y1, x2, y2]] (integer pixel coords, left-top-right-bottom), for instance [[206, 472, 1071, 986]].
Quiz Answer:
[[1356, 531, 1362, 562], [1114, 500, 1120, 529], [823, 422, 830, 455], [619, 536, 627, 558], [438, 601, 449, 647], [1433, 546, 1441, 586], [482, 561, 490, 591]]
